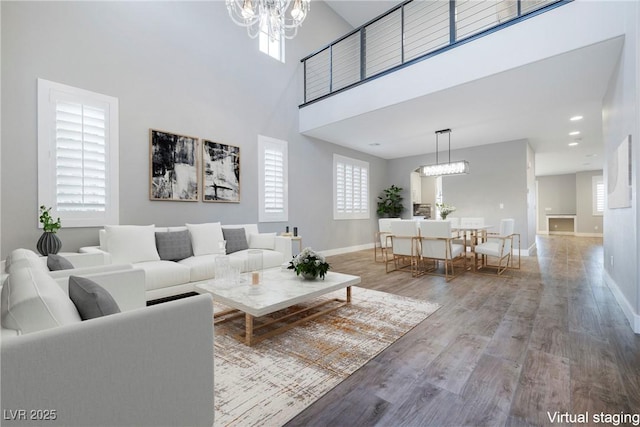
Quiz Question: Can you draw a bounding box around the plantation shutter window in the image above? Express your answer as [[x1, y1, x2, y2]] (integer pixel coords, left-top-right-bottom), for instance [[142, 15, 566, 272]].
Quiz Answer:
[[593, 175, 604, 216], [55, 102, 106, 212], [258, 135, 288, 222], [38, 79, 119, 227], [334, 154, 370, 220]]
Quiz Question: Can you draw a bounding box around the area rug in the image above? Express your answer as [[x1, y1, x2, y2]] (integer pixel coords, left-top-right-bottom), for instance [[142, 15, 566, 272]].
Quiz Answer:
[[213, 286, 441, 426]]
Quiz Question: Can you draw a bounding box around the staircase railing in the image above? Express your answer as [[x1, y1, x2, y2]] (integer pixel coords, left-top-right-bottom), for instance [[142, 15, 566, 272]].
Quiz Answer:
[[300, 0, 570, 106]]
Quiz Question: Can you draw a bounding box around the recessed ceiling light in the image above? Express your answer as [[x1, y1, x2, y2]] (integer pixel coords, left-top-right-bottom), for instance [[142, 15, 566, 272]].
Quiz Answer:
[[569, 131, 581, 136], [570, 116, 583, 121], [568, 142, 579, 147]]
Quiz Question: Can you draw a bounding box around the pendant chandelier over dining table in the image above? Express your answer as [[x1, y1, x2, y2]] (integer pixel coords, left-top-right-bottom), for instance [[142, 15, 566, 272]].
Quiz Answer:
[[225, 0, 311, 39], [420, 129, 470, 177]]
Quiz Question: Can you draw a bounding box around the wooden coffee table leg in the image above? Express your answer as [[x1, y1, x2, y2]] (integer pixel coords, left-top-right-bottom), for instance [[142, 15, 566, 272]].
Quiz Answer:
[[347, 286, 351, 303], [246, 313, 254, 346]]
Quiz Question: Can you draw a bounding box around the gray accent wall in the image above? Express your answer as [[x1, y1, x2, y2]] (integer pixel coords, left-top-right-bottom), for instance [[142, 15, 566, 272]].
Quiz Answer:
[[576, 170, 604, 234], [388, 139, 532, 251], [526, 144, 536, 250], [536, 174, 577, 232], [536, 171, 604, 235], [0, 1, 387, 257]]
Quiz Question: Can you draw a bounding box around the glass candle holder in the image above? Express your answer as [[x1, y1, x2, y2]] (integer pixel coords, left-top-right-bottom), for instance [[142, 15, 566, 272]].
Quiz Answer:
[[247, 249, 263, 285], [215, 255, 231, 283]]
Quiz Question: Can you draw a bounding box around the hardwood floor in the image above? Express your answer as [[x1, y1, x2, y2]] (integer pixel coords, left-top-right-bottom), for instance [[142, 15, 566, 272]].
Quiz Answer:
[[286, 235, 640, 426]]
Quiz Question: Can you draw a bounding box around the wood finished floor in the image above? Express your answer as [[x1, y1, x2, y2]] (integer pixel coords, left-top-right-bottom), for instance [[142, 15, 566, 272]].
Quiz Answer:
[[285, 235, 640, 426]]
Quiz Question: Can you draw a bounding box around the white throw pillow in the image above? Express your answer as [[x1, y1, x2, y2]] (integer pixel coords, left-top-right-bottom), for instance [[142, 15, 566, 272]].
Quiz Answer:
[[187, 222, 226, 256], [249, 233, 276, 250], [1, 268, 82, 334], [105, 225, 160, 265]]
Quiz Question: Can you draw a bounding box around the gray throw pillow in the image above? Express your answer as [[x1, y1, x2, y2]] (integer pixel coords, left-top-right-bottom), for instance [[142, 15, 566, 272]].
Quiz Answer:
[[222, 228, 249, 254], [68, 275, 121, 320], [155, 230, 193, 261], [47, 254, 74, 271]]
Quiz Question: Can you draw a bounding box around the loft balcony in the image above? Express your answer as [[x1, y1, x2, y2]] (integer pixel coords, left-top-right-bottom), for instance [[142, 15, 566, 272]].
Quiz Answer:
[[300, 0, 570, 106], [298, 0, 626, 176]]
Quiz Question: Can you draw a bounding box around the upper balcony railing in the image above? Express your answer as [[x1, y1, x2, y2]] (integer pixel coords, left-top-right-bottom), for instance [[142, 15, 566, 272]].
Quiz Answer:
[[300, 0, 570, 106]]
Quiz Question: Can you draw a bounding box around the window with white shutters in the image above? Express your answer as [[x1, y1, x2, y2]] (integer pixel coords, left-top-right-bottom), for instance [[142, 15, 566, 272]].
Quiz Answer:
[[334, 154, 369, 220], [38, 79, 119, 227], [593, 175, 604, 216], [258, 135, 288, 222]]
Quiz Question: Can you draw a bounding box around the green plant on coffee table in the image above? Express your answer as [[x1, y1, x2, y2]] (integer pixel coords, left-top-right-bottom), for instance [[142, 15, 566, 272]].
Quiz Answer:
[[288, 247, 330, 280], [39, 205, 61, 233], [436, 202, 456, 220]]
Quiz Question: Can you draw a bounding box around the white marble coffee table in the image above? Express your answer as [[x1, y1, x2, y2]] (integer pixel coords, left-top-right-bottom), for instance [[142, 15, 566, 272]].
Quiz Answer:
[[196, 268, 361, 346]]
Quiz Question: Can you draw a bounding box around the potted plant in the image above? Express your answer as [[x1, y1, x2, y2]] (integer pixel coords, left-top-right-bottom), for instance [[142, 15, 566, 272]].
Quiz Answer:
[[288, 247, 330, 280], [377, 185, 404, 217], [436, 202, 456, 220], [37, 205, 62, 256]]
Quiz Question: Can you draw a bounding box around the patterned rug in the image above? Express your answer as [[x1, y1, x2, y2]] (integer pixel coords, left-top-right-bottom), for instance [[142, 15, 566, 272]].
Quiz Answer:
[[213, 286, 441, 426]]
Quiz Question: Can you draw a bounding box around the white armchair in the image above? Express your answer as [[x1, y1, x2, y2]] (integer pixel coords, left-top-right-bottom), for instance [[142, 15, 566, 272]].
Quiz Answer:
[[417, 220, 466, 281], [386, 220, 419, 274], [473, 218, 519, 275]]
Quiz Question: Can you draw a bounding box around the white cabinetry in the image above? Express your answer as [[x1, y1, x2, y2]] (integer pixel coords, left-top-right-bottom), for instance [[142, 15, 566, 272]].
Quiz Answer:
[[411, 172, 422, 204]]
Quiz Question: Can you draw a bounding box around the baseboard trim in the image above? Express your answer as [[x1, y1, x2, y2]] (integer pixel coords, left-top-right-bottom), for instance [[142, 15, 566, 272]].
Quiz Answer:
[[603, 270, 640, 334], [319, 243, 375, 257], [536, 231, 603, 238]]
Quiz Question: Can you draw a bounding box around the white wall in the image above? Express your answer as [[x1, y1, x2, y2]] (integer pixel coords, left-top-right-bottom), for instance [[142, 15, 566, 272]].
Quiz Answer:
[[0, 1, 388, 257], [602, 0, 639, 332]]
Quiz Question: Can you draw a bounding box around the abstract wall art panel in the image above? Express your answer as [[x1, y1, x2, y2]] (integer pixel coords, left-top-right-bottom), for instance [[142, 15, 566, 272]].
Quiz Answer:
[[202, 140, 240, 203], [607, 135, 632, 209], [150, 129, 199, 201]]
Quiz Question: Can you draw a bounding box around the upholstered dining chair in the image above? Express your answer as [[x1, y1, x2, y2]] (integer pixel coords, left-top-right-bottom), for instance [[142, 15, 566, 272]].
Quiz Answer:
[[459, 217, 486, 249], [386, 220, 419, 274], [473, 218, 519, 275], [375, 218, 400, 262], [416, 220, 466, 281]]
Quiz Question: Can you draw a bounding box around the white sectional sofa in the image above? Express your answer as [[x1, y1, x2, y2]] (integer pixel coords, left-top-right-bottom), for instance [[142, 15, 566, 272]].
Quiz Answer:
[[0, 252, 214, 426], [81, 222, 293, 301]]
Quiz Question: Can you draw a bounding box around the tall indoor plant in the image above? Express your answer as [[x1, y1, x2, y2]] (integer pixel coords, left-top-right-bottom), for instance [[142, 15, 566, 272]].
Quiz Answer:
[[37, 205, 62, 256], [377, 185, 404, 217]]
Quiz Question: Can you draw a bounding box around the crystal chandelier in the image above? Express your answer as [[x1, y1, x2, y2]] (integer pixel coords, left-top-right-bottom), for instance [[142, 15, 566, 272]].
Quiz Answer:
[[225, 0, 311, 39], [421, 129, 470, 177]]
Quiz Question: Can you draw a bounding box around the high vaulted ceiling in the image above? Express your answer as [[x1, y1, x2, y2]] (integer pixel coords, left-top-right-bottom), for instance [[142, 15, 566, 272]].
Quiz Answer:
[[319, 1, 622, 176]]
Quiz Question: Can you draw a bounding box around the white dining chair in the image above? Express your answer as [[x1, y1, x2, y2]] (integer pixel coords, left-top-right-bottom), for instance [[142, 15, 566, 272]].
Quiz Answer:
[[375, 218, 400, 262], [386, 220, 419, 274], [416, 220, 466, 281], [459, 217, 486, 249], [473, 218, 519, 275]]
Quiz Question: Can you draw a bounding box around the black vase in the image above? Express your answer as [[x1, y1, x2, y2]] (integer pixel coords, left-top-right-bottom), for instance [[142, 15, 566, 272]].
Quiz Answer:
[[37, 232, 62, 256]]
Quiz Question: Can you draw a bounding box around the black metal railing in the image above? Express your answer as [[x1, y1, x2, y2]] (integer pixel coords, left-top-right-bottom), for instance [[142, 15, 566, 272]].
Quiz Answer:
[[300, 0, 571, 106]]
